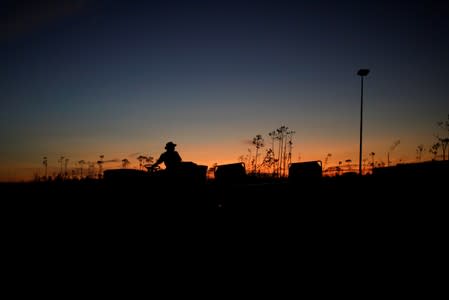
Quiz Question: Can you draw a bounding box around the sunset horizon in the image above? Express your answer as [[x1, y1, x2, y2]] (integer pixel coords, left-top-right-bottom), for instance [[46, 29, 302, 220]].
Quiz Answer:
[[2, 0, 448, 182]]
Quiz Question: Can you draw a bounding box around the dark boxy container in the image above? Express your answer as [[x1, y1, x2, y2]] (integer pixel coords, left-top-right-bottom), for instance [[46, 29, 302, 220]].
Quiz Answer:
[[288, 161, 322, 181], [214, 163, 246, 183], [177, 162, 208, 184]]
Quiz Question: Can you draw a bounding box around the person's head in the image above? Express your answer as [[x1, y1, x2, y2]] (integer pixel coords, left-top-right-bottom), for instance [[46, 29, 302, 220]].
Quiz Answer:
[[165, 141, 177, 151]]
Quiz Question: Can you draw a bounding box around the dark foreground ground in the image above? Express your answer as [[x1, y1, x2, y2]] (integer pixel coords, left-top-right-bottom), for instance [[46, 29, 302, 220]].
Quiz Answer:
[[1, 172, 446, 214], [2, 171, 446, 276]]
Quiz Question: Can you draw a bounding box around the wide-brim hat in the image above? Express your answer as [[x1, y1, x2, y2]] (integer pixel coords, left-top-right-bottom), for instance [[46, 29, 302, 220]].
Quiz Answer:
[[165, 141, 177, 149]]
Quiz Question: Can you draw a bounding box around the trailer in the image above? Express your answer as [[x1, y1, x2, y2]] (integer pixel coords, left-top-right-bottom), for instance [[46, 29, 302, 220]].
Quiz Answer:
[[103, 161, 208, 185], [288, 161, 322, 182], [214, 162, 246, 183]]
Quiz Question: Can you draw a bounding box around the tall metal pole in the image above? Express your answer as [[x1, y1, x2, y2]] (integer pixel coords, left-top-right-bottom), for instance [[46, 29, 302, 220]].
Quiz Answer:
[[357, 68, 369, 175], [359, 76, 364, 175]]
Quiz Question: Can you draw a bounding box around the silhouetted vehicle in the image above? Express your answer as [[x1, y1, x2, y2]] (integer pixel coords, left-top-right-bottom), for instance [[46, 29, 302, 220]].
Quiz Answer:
[[288, 161, 322, 182], [104, 140, 207, 185], [103, 169, 149, 181], [103, 161, 208, 185], [214, 162, 246, 183], [174, 161, 208, 184]]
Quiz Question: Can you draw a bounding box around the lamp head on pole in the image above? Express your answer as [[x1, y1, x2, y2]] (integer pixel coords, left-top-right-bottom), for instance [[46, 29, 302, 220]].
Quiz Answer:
[[357, 69, 370, 77]]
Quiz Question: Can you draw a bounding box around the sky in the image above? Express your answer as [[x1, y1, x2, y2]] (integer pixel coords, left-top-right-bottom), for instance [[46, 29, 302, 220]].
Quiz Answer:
[[1, 0, 449, 181]]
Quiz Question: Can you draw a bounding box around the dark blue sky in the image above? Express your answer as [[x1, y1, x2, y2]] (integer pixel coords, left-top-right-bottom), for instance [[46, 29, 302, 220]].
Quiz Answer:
[[1, 0, 449, 180]]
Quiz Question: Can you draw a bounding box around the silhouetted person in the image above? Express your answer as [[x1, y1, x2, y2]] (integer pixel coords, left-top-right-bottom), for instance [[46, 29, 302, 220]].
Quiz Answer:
[[150, 141, 182, 172]]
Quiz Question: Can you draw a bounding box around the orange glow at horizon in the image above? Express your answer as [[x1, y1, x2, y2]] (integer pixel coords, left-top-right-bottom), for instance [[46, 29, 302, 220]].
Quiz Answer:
[[0, 136, 431, 182]]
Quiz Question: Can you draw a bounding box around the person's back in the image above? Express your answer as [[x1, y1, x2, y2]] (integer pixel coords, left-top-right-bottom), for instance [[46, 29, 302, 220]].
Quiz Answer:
[[158, 149, 181, 170], [152, 141, 182, 172]]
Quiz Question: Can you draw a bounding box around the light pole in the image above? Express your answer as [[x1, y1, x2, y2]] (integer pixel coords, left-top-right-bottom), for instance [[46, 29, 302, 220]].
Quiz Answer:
[[357, 69, 370, 175]]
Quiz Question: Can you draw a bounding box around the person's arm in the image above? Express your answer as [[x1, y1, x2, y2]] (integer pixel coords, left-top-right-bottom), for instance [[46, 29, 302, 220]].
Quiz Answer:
[[150, 154, 164, 170]]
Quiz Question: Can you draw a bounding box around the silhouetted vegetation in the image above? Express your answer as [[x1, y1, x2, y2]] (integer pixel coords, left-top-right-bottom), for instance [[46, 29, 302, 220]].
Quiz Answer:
[[42, 157, 47, 179], [430, 142, 440, 160], [387, 140, 400, 167], [436, 116, 449, 160], [4, 160, 448, 212], [243, 125, 295, 177], [121, 158, 131, 168], [8, 113, 449, 213], [416, 144, 425, 162], [252, 134, 264, 174]]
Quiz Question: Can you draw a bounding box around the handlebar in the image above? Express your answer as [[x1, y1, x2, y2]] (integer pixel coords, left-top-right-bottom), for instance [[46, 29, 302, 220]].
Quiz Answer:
[[144, 164, 160, 173]]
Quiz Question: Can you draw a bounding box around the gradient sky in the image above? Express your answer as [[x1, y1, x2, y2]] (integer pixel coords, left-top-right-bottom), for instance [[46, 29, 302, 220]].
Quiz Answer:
[[1, 0, 449, 181]]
